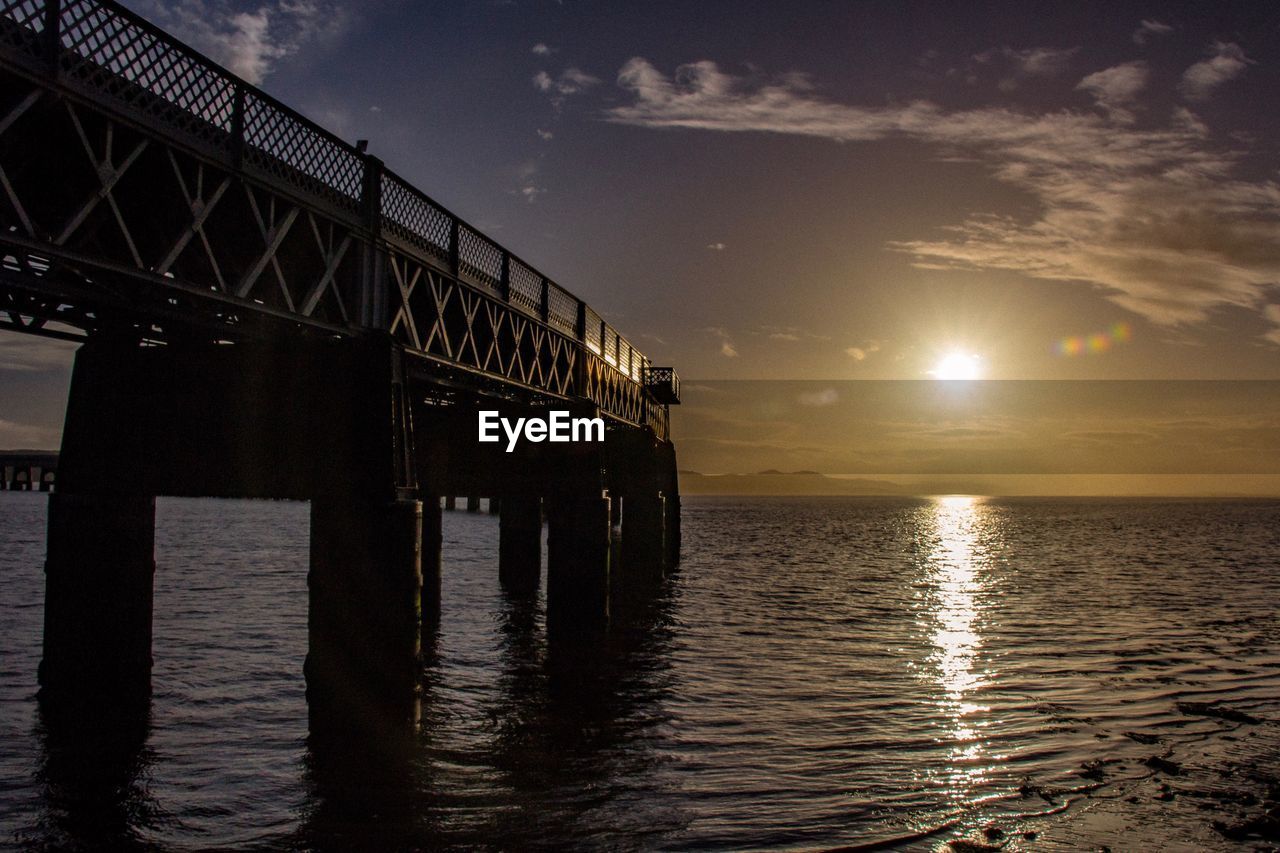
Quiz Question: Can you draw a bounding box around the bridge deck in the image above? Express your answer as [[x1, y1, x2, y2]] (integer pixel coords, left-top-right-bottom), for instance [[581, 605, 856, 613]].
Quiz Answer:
[[0, 0, 677, 436]]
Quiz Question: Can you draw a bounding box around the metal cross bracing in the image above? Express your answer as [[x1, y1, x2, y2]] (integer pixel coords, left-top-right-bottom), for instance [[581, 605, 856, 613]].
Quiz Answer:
[[0, 0, 676, 437]]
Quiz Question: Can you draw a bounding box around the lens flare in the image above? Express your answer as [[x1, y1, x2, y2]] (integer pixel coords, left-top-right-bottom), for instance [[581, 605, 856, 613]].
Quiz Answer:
[[1056, 322, 1131, 357]]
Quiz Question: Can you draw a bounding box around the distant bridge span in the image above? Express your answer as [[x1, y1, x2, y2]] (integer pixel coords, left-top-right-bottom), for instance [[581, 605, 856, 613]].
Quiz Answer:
[[0, 0, 681, 734]]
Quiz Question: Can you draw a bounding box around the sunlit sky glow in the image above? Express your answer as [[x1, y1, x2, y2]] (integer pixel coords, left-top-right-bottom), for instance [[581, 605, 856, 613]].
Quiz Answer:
[[109, 0, 1280, 382], [2, 1, 1279, 464], [930, 353, 983, 381]]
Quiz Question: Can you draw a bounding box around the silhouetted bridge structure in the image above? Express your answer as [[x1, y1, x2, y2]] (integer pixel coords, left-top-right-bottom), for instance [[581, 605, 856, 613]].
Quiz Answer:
[[0, 450, 56, 489], [0, 0, 680, 733]]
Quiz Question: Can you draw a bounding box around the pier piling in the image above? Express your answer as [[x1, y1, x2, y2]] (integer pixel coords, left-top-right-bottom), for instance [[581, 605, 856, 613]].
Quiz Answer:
[[547, 494, 612, 633], [499, 495, 542, 596]]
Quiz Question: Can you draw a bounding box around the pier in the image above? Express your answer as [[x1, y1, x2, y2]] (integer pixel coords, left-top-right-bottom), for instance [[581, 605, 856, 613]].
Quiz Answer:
[[0, 0, 680, 736], [0, 451, 56, 490]]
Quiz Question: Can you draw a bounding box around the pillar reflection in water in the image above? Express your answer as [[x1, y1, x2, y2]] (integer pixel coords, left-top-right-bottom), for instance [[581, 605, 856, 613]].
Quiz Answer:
[[920, 495, 999, 802], [28, 702, 159, 851]]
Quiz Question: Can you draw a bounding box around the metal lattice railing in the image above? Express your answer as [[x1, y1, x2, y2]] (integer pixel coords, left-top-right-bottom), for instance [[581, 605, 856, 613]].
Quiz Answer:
[[457, 225, 503, 291], [242, 93, 363, 208], [380, 172, 451, 262], [57, 0, 241, 152], [507, 258, 542, 316], [0, 0, 676, 417], [583, 307, 602, 354], [545, 283, 578, 336]]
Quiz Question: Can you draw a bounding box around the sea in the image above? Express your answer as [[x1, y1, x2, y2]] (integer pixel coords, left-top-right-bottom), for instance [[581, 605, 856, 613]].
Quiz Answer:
[[2, 493, 1279, 850]]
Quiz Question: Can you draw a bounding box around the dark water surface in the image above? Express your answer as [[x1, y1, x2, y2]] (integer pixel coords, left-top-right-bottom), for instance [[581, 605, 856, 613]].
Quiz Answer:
[[2, 494, 1279, 850]]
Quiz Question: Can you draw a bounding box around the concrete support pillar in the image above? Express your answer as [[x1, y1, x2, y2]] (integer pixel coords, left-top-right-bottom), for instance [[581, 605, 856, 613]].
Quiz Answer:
[[610, 496, 622, 528], [40, 491, 156, 709], [664, 493, 681, 567], [657, 440, 681, 567], [546, 495, 611, 634], [466, 495, 481, 513], [444, 495, 456, 511], [621, 493, 666, 574], [422, 496, 443, 631], [499, 495, 541, 596], [307, 497, 422, 737], [40, 340, 157, 711], [488, 496, 501, 516]]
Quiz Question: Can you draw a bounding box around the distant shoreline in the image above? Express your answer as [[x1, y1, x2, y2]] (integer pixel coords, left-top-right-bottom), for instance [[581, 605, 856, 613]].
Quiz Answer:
[[678, 470, 1280, 498]]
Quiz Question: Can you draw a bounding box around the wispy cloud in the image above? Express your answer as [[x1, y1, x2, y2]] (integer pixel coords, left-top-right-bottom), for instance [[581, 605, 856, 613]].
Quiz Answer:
[[1266, 305, 1280, 346], [706, 242, 727, 251], [1180, 41, 1252, 102], [531, 42, 553, 56], [846, 342, 881, 361], [511, 160, 544, 203], [1133, 19, 1174, 46], [0, 418, 60, 448], [533, 66, 602, 116], [974, 45, 1079, 91], [131, 0, 346, 85], [703, 326, 739, 357], [534, 66, 602, 111], [607, 57, 1280, 344], [1076, 61, 1148, 122], [0, 336, 76, 371], [757, 325, 830, 342]]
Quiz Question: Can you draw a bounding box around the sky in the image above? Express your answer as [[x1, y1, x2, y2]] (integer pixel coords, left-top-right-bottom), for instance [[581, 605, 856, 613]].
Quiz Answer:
[[3, 0, 1279, 481], [669, 380, 1280, 485]]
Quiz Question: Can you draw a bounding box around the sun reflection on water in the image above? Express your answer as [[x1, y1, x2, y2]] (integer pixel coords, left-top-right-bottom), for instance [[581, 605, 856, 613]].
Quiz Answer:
[[922, 495, 997, 801]]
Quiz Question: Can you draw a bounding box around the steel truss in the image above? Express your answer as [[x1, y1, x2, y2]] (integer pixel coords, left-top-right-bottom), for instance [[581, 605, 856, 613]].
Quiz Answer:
[[0, 0, 672, 437]]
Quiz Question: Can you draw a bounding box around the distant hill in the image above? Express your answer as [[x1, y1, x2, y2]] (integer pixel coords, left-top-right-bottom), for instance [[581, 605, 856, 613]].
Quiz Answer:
[[679, 470, 906, 496]]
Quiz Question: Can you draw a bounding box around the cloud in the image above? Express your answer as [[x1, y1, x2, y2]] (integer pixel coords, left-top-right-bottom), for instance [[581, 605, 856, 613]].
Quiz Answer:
[[611, 57, 910, 141], [534, 67, 600, 95], [1133, 19, 1174, 46], [1001, 46, 1077, 77], [531, 42, 553, 56], [534, 66, 602, 111], [973, 46, 1078, 91], [757, 325, 830, 341], [1076, 61, 1149, 122], [558, 68, 600, 92], [703, 326, 739, 357], [706, 242, 727, 251], [846, 342, 881, 361], [0, 418, 60, 448], [1180, 41, 1252, 102], [608, 58, 1280, 343], [130, 0, 346, 85], [536, 128, 554, 140], [0, 336, 77, 371], [511, 160, 544, 202], [1265, 305, 1280, 345]]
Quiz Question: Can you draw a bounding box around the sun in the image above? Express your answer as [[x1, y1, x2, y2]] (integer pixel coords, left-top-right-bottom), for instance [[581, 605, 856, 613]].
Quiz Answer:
[[931, 351, 983, 380]]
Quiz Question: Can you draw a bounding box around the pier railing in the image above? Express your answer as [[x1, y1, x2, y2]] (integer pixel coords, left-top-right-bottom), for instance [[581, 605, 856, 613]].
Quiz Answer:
[[0, 0, 676, 415]]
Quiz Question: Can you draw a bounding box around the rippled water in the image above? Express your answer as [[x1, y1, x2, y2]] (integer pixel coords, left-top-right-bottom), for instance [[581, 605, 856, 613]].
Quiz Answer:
[[2, 493, 1279, 850]]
